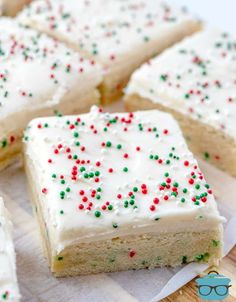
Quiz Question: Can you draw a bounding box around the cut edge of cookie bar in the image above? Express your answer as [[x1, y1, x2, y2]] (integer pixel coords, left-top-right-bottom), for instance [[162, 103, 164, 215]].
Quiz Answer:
[[24, 148, 223, 277], [124, 94, 236, 177], [18, 5, 202, 105], [0, 89, 100, 172], [0, 197, 20, 301]]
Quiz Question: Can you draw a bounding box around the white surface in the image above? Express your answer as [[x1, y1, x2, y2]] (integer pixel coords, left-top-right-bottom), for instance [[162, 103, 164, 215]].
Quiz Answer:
[[171, 0, 236, 34]]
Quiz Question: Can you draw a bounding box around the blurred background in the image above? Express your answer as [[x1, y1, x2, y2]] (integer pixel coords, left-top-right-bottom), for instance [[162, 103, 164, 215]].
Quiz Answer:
[[171, 0, 235, 34]]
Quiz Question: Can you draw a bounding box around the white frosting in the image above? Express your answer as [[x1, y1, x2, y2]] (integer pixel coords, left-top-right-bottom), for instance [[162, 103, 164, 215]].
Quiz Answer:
[[24, 106, 224, 254], [0, 198, 20, 302], [126, 29, 236, 141], [0, 18, 102, 142], [18, 0, 199, 69]]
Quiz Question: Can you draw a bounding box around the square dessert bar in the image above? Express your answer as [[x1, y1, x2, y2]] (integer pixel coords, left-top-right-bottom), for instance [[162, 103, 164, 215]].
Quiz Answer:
[[125, 29, 236, 177], [0, 18, 102, 171], [24, 106, 224, 277], [0, 0, 31, 16], [19, 0, 201, 104], [0, 197, 20, 302]]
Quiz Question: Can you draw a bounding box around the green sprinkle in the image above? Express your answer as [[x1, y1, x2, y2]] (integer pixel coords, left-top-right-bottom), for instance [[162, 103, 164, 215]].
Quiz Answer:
[[185, 93, 190, 99], [130, 199, 135, 205], [94, 211, 101, 218], [123, 167, 128, 172], [182, 255, 187, 264], [195, 253, 210, 262], [106, 141, 112, 147], [160, 74, 167, 81], [212, 240, 220, 247], [108, 204, 113, 210], [109, 257, 116, 263], [1, 139, 7, 148], [2, 292, 8, 299]]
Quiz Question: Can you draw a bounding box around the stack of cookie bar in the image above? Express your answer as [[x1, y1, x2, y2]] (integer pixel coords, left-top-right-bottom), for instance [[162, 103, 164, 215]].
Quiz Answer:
[[1, 0, 235, 298]]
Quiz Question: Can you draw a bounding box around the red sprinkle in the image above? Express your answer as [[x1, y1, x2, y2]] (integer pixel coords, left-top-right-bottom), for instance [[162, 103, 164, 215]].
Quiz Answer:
[[129, 250, 136, 258]]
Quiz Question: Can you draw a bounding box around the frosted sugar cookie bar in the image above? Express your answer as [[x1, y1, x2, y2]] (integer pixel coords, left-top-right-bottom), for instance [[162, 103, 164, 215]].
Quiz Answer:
[[0, 0, 31, 16], [0, 197, 20, 301], [125, 29, 236, 177], [19, 0, 201, 104], [23, 106, 224, 277], [0, 18, 102, 171]]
